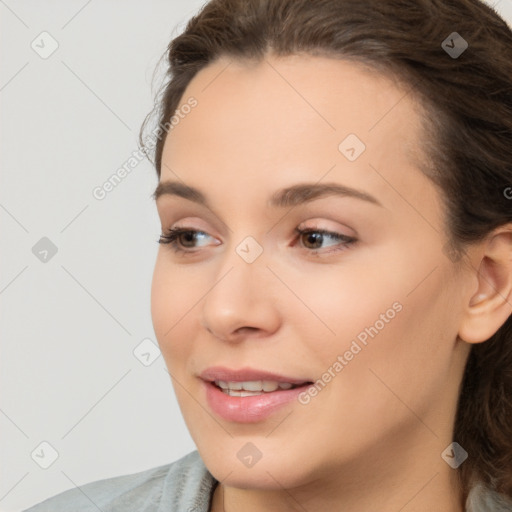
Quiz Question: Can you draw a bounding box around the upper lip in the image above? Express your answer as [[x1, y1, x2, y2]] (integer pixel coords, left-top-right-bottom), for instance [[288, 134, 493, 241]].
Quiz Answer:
[[199, 366, 312, 385]]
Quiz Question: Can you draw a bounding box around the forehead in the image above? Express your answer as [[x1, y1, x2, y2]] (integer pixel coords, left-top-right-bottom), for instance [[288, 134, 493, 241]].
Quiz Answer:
[[160, 54, 432, 214]]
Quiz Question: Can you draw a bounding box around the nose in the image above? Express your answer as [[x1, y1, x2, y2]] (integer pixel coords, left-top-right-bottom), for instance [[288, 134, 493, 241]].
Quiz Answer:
[[200, 249, 281, 343]]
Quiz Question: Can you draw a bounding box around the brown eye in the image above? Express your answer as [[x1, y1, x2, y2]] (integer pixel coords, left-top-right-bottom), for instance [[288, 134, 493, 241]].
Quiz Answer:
[[300, 231, 325, 250], [158, 228, 213, 252], [295, 228, 357, 253]]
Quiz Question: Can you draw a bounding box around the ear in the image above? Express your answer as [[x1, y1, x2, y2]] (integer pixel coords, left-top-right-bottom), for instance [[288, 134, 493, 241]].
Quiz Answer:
[[458, 225, 512, 344]]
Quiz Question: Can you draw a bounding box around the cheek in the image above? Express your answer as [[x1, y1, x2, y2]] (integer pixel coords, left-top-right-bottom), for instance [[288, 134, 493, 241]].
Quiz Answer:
[[151, 255, 196, 364], [283, 258, 402, 355], [322, 268, 457, 432], [298, 247, 455, 413]]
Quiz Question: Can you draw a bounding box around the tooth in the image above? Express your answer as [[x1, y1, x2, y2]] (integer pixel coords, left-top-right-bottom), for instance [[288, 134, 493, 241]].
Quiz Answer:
[[262, 381, 279, 392], [242, 380, 263, 391], [239, 390, 261, 397], [224, 389, 263, 397], [216, 380, 298, 393]]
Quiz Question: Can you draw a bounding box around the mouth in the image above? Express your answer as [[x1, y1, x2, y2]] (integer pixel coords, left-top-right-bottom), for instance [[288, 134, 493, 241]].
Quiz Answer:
[[199, 367, 315, 422], [212, 379, 312, 396], [200, 366, 312, 384]]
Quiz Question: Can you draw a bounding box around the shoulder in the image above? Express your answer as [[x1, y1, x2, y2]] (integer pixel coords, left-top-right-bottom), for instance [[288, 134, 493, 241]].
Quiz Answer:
[[466, 481, 512, 512], [23, 450, 218, 512]]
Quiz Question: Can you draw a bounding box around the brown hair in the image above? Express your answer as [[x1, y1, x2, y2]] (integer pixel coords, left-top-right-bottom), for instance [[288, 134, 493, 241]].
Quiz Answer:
[[141, 0, 512, 501]]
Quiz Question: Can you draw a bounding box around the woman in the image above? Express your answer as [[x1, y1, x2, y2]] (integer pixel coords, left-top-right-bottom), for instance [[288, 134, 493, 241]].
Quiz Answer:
[[24, 0, 512, 510]]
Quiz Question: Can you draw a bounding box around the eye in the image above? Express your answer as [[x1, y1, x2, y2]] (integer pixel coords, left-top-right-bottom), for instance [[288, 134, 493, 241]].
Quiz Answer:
[[158, 226, 357, 255], [294, 227, 357, 254], [158, 227, 216, 253]]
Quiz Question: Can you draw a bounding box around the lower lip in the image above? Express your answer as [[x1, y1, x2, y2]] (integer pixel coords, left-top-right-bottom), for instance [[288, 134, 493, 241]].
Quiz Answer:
[[203, 380, 311, 423]]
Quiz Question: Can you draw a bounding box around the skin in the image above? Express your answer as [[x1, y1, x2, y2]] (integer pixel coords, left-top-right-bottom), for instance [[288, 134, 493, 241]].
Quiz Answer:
[[151, 54, 512, 512]]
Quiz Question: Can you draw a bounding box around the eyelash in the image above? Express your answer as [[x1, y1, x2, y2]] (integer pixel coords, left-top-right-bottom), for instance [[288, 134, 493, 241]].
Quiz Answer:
[[158, 226, 357, 255]]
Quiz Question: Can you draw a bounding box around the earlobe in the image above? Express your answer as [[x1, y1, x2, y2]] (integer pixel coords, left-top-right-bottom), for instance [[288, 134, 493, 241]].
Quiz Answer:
[[458, 227, 512, 344]]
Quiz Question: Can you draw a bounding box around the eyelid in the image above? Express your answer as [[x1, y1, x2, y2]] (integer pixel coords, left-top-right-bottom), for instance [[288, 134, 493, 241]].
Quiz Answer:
[[162, 215, 216, 236], [158, 222, 357, 256], [297, 218, 356, 238], [157, 205, 229, 235]]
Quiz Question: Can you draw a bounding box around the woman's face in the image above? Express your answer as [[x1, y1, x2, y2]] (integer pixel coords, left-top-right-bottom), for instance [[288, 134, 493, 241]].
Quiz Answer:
[[151, 55, 473, 490]]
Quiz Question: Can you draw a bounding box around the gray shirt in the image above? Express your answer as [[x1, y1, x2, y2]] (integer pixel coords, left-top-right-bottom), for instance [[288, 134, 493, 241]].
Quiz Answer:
[[23, 451, 218, 512], [23, 450, 512, 511]]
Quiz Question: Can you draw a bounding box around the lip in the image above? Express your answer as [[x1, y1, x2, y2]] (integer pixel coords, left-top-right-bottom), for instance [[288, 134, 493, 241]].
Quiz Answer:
[[199, 366, 310, 385], [199, 366, 313, 423]]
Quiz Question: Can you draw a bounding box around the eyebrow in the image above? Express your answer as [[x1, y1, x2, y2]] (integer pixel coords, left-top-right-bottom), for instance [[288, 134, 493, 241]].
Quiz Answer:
[[153, 180, 383, 209]]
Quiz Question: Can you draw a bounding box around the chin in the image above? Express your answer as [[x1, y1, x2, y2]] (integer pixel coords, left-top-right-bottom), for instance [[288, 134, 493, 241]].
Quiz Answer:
[[196, 440, 318, 491]]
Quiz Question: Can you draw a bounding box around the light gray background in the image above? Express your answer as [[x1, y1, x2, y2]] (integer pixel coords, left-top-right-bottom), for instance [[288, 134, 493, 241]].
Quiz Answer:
[[1, 0, 511, 511], [1, 1, 206, 510]]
